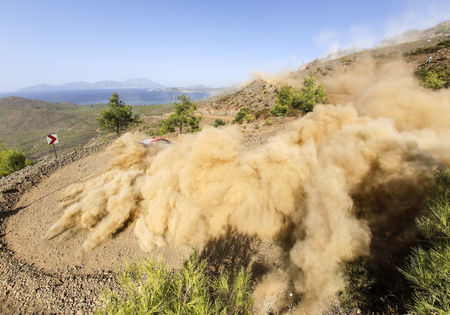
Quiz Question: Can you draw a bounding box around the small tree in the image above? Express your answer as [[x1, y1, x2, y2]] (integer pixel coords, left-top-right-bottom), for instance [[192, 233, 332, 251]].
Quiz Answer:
[[156, 95, 202, 135], [98, 92, 139, 135], [273, 77, 328, 115], [0, 144, 32, 177], [293, 77, 328, 113]]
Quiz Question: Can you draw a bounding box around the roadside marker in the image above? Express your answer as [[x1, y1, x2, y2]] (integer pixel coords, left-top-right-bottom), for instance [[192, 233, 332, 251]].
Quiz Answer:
[[46, 134, 59, 159]]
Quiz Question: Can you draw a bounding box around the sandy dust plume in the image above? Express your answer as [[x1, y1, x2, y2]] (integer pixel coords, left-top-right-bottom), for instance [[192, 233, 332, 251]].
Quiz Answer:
[[47, 58, 449, 314]]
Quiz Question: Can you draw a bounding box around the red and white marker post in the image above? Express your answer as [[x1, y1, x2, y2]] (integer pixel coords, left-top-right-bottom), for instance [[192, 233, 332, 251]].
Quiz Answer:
[[46, 134, 59, 159]]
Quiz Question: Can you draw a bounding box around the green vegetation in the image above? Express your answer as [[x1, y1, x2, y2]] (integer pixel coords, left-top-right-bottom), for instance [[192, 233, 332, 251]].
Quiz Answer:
[[340, 169, 450, 314], [415, 65, 449, 89], [265, 118, 273, 126], [0, 97, 175, 160], [401, 169, 450, 314], [96, 252, 253, 315], [233, 107, 254, 124], [339, 257, 375, 311], [0, 144, 32, 177], [254, 108, 271, 120], [98, 93, 140, 135], [272, 77, 328, 117], [213, 119, 227, 128], [155, 95, 202, 135], [407, 39, 450, 55], [271, 102, 289, 117]]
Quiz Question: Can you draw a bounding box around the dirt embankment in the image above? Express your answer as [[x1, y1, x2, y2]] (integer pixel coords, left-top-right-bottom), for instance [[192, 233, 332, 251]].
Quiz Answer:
[[0, 143, 122, 313], [0, 124, 292, 314]]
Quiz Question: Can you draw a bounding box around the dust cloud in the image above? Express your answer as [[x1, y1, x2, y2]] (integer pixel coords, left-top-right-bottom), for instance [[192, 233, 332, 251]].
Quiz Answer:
[[47, 59, 449, 314]]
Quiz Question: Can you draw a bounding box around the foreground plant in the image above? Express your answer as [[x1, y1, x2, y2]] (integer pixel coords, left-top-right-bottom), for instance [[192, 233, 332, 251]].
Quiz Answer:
[[0, 143, 32, 177], [400, 168, 450, 314], [96, 252, 253, 314]]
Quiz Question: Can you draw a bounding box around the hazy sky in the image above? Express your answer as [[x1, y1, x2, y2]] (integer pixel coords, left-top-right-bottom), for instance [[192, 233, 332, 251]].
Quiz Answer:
[[1, 0, 449, 92]]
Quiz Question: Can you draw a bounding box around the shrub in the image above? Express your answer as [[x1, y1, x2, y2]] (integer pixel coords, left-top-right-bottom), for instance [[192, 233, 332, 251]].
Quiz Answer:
[[294, 77, 328, 113], [271, 103, 289, 117], [415, 64, 449, 89], [0, 144, 32, 177], [254, 108, 270, 119], [400, 168, 450, 314], [96, 252, 253, 315], [155, 95, 202, 135], [233, 107, 254, 124], [213, 119, 227, 128], [265, 118, 273, 126], [423, 71, 446, 89], [273, 77, 327, 116]]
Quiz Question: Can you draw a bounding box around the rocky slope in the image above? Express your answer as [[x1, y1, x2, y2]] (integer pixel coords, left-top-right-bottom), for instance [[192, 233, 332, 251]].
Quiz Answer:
[[0, 24, 449, 314]]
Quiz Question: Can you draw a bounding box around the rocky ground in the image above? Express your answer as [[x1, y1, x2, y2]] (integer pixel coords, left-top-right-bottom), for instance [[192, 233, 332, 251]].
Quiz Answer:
[[0, 27, 448, 314], [0, 124, 290, 314], [0, 143, 121, 313]]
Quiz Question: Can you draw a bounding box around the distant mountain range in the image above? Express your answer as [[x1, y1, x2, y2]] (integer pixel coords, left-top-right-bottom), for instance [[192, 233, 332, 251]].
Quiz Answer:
[[0, 78, 236, 105], [0, 79, 233, 105]]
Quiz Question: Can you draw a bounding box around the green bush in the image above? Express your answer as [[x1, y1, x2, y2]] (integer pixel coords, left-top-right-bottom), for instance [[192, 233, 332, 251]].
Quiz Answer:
[[423, 71, 446, 89], [265, 118, 273, 126], [400, 168, 450, 314], [294, 77, 328, 113], [271, 103, 289, 117], [0, 144, 32, 177], [233, 107, 254, 124], [415, 64, 449, 89], [339, 170, 450, 314], [254, 108, 271, 119], [154, 95, 202, 135], [96, 252, 253, 315], [213, 119, 227, 128], [273, 77, 327, 116]]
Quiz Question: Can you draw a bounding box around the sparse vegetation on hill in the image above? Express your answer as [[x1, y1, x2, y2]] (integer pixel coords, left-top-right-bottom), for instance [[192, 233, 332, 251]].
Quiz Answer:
[[272, 77, 328, 117], [154, 95, 202, 135], [233, 107, 254, 124], [98, 93, 140, 135], [96, 252, 253, 315], [415, 64, 449, 89], [407, 39, 450, 56], [0, 96, 175, 160], [0, 144, 32, 177]]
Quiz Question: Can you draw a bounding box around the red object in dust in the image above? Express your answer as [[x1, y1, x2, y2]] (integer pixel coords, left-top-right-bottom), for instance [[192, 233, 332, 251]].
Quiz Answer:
[[140, 137, 171, 146]]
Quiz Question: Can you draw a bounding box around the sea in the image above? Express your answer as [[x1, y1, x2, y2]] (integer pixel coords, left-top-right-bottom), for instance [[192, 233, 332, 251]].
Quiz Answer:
[[0, 88, 211, 105]]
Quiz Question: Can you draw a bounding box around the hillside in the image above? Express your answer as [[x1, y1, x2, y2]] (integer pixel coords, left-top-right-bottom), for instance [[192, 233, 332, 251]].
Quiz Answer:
[[197, 32, 449, 116], [0, 22, 449, 315], [0, 97, 174, 160]]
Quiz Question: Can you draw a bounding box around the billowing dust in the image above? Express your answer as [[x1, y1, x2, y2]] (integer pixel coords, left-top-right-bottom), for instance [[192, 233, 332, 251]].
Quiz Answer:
[[47, 59, 449, 314]]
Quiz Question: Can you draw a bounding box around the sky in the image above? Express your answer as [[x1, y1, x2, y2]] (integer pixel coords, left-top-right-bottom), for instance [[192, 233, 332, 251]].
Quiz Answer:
[[0, 0, 449, 92]]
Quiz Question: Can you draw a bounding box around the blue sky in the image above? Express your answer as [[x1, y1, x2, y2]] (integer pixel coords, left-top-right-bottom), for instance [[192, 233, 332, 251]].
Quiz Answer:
[[0, 0, 449, 92]]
